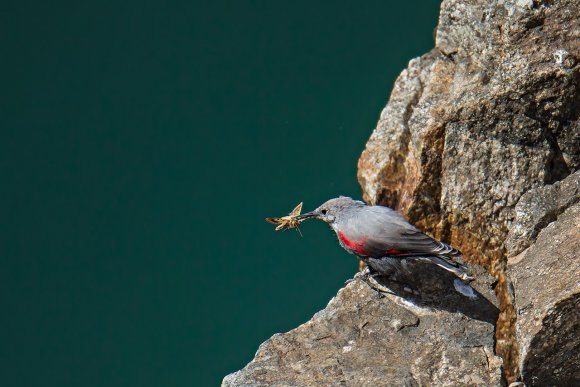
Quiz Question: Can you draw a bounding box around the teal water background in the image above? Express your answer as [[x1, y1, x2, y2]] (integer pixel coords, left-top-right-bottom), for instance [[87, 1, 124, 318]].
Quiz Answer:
[[1, 1, 440, 385]]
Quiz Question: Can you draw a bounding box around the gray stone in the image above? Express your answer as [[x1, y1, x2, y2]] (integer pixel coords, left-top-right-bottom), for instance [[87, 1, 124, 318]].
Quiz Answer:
[[223, 276, 502, 387], [357, 1, 579, 381], [506, 170, 579, 256], [358, 0, 579, 263], [508, 203, 580, 386]]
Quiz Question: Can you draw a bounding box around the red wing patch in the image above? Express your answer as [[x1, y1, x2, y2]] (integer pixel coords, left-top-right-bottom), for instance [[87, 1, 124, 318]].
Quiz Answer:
[[338, 231, 368, 256], [386, 249, 403, 255]]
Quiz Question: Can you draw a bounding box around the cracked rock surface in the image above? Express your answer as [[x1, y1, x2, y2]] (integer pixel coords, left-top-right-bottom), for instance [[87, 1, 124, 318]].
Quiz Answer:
[[356, 0, 578, 382], [358, 0, 578, 263], [508, 173, 580, 386], [506, 171, 580, 256], [223, 279, 502, 387]]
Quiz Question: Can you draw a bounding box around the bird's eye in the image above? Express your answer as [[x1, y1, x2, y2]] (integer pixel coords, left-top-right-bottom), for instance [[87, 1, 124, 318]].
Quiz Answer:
[[321, 209, 328, 215]]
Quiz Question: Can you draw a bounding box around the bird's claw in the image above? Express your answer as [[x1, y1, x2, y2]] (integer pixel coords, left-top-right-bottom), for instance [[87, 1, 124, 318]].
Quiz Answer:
[[346, 268, 396, 296], [345, 267, 372, 285], [364, 275, 397, 296]]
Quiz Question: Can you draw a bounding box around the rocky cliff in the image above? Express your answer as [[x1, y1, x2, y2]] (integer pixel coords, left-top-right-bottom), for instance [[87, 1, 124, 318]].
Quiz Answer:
[[224, 0, 579, 385]]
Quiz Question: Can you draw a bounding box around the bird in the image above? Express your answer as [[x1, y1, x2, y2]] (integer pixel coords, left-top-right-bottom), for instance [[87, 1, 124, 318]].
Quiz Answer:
[[297, 196, 472, 281]]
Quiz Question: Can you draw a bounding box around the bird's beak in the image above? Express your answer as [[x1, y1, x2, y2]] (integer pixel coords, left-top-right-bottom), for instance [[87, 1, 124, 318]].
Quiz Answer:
[[297, 211, 317, 220]]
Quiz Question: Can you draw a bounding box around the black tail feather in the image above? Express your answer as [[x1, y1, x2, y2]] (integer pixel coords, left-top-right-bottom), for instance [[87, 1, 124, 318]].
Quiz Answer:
[[420, 255, 473, 281], [363, 253, 473, 281]]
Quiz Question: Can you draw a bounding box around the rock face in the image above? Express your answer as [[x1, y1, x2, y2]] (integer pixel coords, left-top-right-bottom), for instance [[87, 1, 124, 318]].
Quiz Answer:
[[507, 172, 580, 386], [356, 0, 579, 382], [225, 0, 579, 385], [224, 275, 502, 387], [358, 0, 578, 264], [505, 171, 579, 256]]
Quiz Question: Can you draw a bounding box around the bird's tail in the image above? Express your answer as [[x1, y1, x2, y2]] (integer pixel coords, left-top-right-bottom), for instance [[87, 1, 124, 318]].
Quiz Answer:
[[417, 255, 473, 281]]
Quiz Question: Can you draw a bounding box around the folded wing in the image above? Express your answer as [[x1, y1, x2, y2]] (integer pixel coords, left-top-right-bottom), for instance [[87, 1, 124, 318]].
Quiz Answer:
[[347, 206, 461, 258]]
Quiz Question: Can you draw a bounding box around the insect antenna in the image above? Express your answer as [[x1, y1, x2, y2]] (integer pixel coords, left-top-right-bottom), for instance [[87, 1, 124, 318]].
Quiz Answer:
[[295, 224, 303, 237]]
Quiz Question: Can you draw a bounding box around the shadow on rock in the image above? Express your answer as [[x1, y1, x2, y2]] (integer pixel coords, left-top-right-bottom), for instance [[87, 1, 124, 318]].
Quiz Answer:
[[369, 262, 499, 324]]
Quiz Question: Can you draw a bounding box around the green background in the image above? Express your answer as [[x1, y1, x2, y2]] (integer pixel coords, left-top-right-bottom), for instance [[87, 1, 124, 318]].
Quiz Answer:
[[1, 1, 440, 385]]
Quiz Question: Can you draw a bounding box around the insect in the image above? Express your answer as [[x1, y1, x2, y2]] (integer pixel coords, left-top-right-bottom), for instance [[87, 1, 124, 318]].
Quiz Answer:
[[265, 202, 304, 236]]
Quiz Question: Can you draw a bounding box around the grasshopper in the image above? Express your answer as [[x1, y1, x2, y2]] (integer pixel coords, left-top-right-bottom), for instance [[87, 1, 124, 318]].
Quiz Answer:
[[265, 202, 304, 236]]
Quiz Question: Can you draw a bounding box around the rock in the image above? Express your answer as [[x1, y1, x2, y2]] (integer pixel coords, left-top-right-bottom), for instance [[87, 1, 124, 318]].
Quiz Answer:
[[358, 0, 579, 265], [508, 202, 580, 386], [505, 171, 580, 386], [506, 170, 579, 256], [223, 275, 502, 387], [225, 0, 579, 385], [357, 0, 579, 382]]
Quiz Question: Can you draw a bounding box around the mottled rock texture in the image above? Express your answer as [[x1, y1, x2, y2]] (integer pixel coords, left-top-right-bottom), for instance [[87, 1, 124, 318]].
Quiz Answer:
[[225, 0, 579, 385], [507, 175, 579, 386], [357, 0, 579, 382], [506, 170, 579, 256], [358, 0, 578, 264], [224, 278, 502, 387]]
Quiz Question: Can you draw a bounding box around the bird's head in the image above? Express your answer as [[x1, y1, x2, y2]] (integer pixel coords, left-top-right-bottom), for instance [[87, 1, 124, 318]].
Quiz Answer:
[[298, 196, 364, 225]]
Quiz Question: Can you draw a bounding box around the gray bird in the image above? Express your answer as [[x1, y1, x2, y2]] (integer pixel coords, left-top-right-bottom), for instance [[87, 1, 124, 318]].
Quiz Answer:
[[298, 196, 472, 281]]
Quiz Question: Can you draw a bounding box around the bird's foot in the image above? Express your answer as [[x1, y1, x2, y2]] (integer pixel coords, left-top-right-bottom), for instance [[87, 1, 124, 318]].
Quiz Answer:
[[347, 269, 396, 296], [345, 266, 371, 285], [364, 274, 397, 296], [461, 272, 475, 282]]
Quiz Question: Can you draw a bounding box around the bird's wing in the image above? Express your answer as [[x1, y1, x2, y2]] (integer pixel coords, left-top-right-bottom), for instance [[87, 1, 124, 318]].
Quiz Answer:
[[346, 206, 461, 257]]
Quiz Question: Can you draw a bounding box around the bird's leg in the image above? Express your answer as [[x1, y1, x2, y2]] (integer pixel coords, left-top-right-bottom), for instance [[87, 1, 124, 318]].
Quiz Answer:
[[346, 265, 396, 296], [345, 265, 371, 285], [360, 257, 421, 295], [370, 273, 419, 296], [363, 273, 397, 296], [346, 258, 376, 284]]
